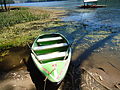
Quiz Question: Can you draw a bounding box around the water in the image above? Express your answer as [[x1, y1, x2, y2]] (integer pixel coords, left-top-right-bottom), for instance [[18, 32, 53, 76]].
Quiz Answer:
[[10, 0, 120, 27], [11, 0, 120, 8], [10, 1, 83, 9]]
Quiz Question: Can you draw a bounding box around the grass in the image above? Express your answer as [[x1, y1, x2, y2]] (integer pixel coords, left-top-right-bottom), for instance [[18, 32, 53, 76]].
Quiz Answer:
[[0, 7, 66, 51], [0, 7, 50, 29], [0, 7, 50, 50]]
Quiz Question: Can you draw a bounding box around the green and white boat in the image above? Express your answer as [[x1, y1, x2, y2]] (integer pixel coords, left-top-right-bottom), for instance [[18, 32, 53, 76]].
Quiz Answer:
[[31, 33, 71, 83]]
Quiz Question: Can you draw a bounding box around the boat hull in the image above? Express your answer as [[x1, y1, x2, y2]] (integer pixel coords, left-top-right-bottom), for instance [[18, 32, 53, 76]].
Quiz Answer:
[[31, 33, 71, 83]]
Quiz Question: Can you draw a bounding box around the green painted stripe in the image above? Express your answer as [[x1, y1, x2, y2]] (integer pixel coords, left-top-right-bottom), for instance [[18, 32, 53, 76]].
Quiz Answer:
[[34, 46, 68, 55], [37, 39, 66, 46]]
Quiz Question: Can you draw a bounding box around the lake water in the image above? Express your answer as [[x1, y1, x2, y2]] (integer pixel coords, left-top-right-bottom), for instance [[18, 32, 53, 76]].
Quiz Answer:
[[10, 0, 120, 26], [10, 0, 120, 9]]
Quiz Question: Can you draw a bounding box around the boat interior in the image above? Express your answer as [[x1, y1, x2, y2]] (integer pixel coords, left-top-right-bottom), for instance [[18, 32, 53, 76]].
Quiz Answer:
[[32, 34, 70, 63]]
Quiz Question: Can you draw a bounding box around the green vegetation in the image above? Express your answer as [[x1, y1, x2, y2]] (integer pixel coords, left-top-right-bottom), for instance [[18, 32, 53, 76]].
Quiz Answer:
[[0, 7, 49, 29], [0, 7, 50, 50], [0, 7, 65, 51]]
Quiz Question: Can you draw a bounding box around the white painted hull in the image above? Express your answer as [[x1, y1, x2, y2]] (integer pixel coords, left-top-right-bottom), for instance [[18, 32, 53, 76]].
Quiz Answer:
[[84, 0, 98, 2]]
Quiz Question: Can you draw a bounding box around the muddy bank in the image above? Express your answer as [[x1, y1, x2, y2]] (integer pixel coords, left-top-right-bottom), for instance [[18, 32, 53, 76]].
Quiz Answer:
[[0, 46, 30, 72], [72, 48, 120, 90], [0, 46, 36, 90], [0, 66, 36, 90]]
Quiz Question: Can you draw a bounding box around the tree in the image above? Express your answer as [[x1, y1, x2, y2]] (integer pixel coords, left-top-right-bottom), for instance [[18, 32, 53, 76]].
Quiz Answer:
[[0, 0, 14, 11], [3, 0, 7, 11], [0, 0, 4, 10]]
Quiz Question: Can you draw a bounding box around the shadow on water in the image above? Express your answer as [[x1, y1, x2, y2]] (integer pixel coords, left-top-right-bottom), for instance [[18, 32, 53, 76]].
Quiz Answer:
[[24, 56, 61, 90], [72, 33, 117, 68], [61, 33, 118, 90]]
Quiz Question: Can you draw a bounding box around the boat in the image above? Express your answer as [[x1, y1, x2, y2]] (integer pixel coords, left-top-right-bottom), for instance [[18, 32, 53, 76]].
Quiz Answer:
[[84, 0, 98, 3], [77, 4, 106, 8], [77, 0, 106, 8], [84, 0, 98, 6], [30, 33, 72, 84]]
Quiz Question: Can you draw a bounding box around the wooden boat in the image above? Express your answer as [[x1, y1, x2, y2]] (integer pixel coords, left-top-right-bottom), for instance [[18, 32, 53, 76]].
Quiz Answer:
[[31, 33, 71, 84]]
